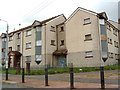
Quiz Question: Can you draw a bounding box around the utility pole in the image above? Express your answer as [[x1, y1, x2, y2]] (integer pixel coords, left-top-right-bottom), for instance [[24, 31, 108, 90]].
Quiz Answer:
[[118, 19, 120, 65]]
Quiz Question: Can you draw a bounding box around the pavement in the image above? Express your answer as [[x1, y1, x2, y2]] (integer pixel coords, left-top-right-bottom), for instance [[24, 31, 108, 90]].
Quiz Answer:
[[1, 70, 120, 89]]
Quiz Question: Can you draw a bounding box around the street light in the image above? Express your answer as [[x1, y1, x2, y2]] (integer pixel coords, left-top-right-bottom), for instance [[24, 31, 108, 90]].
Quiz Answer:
[[0, 19, 9, 80]]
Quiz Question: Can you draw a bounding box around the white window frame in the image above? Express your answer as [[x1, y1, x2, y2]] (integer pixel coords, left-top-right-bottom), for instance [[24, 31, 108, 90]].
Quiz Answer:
[[99, 19, 105, 25], [36, 40, 42, 46], [26, 30, 32, 36], [9, 36, 13, 41], [85, 51, 93, 57], [35, 55, 42, 61], [2, 38, 6, 41], [26, 42, 31, 49], [84, 18, 91, 24], [50, 26, 55, 31]]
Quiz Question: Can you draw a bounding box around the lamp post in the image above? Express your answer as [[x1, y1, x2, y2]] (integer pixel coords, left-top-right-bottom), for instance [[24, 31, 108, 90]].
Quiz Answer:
[[0, 19, 9, 80]]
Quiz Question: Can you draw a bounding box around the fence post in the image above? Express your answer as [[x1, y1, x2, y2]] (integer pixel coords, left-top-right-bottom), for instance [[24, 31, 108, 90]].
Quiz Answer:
[[69, 63, 74, 89], [6, 68, 8, 80], [22, 68, 25, 83], [100, 66, 105, 89], [45, 66, 49, 86]]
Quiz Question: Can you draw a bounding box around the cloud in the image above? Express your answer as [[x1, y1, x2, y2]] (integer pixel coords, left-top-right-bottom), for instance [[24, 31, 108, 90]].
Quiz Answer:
[[0, 0, 119, 34]]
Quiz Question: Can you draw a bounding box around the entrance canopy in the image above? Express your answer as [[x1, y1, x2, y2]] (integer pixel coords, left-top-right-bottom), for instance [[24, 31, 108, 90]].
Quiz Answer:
[[53, 49, 67, 55], [8, 51, 22, 68], [8, 51, 22, 56]]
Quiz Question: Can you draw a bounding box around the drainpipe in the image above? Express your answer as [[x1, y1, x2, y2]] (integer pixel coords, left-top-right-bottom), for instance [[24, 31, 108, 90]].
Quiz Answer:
[[56, 26, 59, 51], [21, 30, 24, 68]]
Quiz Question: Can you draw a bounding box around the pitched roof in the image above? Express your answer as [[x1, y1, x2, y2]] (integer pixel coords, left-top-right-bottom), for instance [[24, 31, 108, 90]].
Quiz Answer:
[[56, 22, 65, 26], [41, 14, 63, 24], [0, 33, 7, 38], [9, 14, 66, 34], [97, 12, 108, 20], [10, 25, 32, 34], [32, 14, 66, 27], [65, 7, 108, 24], [106, 20, 120, 31]]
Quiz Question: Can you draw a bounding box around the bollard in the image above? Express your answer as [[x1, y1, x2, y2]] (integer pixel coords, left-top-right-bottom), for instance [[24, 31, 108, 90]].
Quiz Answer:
[[22, 68, 25, 83], [100, 66, 105, 89], [6, 68, 8, 80], [69, 64, 74, 89], [45, 67, 49, 86]]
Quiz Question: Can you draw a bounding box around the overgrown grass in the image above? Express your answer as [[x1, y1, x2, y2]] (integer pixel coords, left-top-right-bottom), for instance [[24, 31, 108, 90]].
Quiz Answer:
[[1, 64, 119, 75]]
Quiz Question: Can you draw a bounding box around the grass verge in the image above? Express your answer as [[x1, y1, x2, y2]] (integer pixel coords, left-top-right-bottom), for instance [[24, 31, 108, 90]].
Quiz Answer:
[[1, 64, 119, 75]]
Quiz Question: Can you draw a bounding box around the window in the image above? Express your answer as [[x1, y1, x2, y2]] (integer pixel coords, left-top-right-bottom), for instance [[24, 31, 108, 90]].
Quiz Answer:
[[36, 46, 41, 55], [116, 42, 119, 48], [9, 47, 12, 51], [36, 40, 42, 46], [36, 55, 42, 61], [60, 26, 64, 32], [111, 53, 113, 58], [2, 38, 6, 41], [26, 42, 31, 49], [26, 56, 31, 61], [84, 18, 91, 25], [9, 36, 13, 41], [110, 39, 112, 44], [50, 26, 55, 32], [51, 40, 55, 46], [100, 25, 107, 35], [17, 33, 20, 39], [113, 28, 117, 36], [36, 27, 41, 32], [114, 41, 119, 48], [2, 48, 5, 52], [60, 40, 64, 46], [107, 25, 111, 31], [17, 45, 20, 51], [26, 30, 32, 36], [85, 51, 93, 58], [99, 19, 105, 25], [107, 38, 109, 43], [115, 54, 119, 60], [85, 34, 92, 41], [108, 52, 113, 58]]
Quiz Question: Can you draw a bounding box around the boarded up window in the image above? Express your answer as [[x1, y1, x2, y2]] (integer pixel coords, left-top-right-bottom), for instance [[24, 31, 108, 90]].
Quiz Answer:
[[85, 34, 92, 40], [100, 25, 106, 35], [26, 56, 31, 61]]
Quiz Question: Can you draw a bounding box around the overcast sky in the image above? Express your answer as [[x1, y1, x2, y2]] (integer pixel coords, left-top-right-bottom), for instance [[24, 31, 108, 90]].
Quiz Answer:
[[0, 0, 119, 34]]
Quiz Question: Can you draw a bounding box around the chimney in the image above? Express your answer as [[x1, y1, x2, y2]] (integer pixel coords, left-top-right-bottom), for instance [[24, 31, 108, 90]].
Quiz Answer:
[[118, 18, 120, 24]]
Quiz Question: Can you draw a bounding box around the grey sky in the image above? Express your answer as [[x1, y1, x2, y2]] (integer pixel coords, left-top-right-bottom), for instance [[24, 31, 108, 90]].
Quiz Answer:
[[0, 0, 119, 34]]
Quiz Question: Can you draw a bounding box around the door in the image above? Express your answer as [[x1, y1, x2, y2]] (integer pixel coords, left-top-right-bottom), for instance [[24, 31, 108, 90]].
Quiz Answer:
[[26, 63, 30, 74], [57, 55, 66, 67]]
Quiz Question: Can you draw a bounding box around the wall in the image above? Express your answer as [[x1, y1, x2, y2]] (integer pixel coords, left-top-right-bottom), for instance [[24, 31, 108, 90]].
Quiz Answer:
[[65, 9, 102, 67]]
